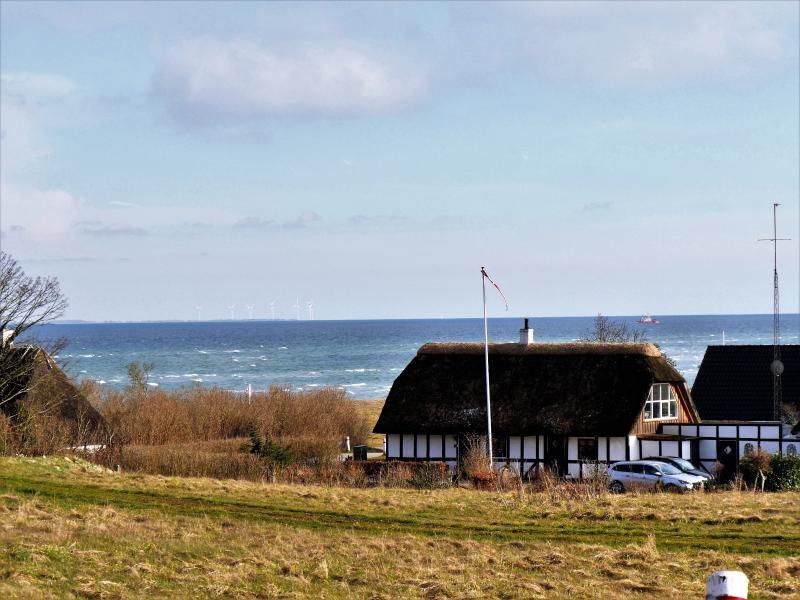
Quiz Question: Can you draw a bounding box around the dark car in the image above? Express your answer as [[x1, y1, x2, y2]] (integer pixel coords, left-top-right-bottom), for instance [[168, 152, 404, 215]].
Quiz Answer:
[[644, 456, 712, 480]]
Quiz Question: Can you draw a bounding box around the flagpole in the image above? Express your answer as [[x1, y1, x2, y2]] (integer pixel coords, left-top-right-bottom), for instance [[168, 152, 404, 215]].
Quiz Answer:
[[481, 267, 494, 468]]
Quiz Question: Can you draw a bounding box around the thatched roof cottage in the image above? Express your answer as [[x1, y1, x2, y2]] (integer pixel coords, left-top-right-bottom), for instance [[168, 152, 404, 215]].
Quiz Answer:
[[374, 323, 700, 478]]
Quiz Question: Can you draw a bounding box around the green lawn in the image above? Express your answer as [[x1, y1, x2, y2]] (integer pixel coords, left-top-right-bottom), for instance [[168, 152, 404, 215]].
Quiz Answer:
[[1, 456, 798, 598]]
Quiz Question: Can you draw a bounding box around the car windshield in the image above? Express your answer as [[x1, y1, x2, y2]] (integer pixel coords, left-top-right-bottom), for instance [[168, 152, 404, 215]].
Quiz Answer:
[[669, 457, 695, 471], [658, 464, 682, 475]]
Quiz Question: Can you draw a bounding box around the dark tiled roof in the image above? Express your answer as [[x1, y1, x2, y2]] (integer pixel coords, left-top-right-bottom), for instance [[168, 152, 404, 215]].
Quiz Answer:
[[691, 345, 800, 421], [374, 342, 692, 436]]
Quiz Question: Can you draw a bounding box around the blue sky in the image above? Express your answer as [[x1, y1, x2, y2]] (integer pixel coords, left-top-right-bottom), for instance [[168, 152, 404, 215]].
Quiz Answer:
[[1, 1, 798, 321]]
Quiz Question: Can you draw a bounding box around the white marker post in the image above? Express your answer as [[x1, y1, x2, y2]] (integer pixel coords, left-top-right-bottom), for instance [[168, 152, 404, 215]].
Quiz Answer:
[[706, 571, 748, 600]]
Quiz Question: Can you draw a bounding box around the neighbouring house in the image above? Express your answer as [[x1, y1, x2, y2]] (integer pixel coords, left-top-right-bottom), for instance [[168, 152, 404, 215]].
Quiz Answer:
[[0, 344, 104, 447], [658, 344, 800, 480], [373, 321, 701, 478]]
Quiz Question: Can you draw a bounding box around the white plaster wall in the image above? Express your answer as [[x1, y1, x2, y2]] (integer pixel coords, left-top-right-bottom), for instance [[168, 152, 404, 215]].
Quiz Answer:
[[662, 441, 679, 456], [416, 435, 427, 459], [387, 434, 400, 458], [761, 426, 780, 439], [567, 463, 580, 478], [628, 436, 639, 460], [681, 425, 698, 437], [661, 425, 680, 435], [740, 426, 758, 438], [699, 440, 716, 461], [539, 437, 545, 459], [700, 425, 717, 437], [760, 441, 779, 454], [598, 437, 607, 461], [681, 440, 692, 459], [524, 436, 538, 460], [445, 435, 457, 459], [509, 437, 521, 459], [719, 426, 737, 438], [568, 437, 578, 460], [700, 460, 717, 473], [609, 437, 627, 461], [429, 435, 443, 458], [402, 434, 414, 458], [641, 440, 660, 457]]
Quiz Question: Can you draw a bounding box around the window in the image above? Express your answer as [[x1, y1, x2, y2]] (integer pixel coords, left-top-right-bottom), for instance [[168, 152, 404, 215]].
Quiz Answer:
[[492, 437, 508, 459], [644, 383, 678, 421], [612, 464, 630, 472], [578, 438, 598, 461], [787, 444, 797, 456], [643, 465, 660, 476]]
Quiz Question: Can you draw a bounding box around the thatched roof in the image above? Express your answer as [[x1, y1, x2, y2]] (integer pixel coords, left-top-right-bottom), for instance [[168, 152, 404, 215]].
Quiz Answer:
[[374, 342, 692, 436], [0, 346, 104, 433]]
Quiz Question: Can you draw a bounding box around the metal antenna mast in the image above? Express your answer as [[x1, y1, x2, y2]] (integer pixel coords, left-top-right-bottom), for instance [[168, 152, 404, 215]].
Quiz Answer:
[[758, 203, 790, 421]]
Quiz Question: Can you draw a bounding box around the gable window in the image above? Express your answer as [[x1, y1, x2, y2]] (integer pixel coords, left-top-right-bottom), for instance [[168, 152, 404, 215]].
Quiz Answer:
[[644, 383, 678, 421], [578, 438, 598, 461]]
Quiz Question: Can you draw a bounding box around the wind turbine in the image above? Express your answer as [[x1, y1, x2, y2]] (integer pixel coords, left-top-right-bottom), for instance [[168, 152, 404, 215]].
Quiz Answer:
[[227, 304, 236, 320], [195, 305, 202, 321], [246, 304, 254, 320], [269, 301, 276, 320], [307, 300, 314, 321], [292, 297, 300, 321]]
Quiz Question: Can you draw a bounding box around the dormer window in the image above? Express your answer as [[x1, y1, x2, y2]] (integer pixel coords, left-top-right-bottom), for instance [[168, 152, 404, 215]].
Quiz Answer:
[[644, 383, 678, 420]]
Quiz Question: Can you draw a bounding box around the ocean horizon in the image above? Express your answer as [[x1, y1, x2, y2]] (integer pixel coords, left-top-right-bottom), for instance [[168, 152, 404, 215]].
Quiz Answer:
[[29, 313, 800, 400]]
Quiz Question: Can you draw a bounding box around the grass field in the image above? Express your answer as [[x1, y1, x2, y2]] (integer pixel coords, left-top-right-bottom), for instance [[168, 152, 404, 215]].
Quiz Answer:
[[1, 456, 798, 599]]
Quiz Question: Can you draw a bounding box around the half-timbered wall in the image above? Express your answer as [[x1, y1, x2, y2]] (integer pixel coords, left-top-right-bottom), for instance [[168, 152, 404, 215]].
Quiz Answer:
[[660, 422, 798, 473], [385, 433, 641, 478]]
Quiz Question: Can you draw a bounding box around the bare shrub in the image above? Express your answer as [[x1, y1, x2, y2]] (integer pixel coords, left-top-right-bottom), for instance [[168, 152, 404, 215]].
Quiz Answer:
[[87, 382, 371, 479], [527, 465, 609, 504], [92, 384, 370, 449], [461, 434, 491, 476], [109, 444, 266, 480]]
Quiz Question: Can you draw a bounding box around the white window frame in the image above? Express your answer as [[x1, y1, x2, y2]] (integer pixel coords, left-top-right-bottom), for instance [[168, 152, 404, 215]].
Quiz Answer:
[[644, 383, 678, 421]]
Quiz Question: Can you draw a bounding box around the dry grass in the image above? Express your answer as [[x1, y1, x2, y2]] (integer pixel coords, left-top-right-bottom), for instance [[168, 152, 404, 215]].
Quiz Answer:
[[0, 456, 798, 599]]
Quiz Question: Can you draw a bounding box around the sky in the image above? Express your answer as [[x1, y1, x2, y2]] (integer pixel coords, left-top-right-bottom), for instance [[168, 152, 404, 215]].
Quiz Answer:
[[1, 1, 798, 322]]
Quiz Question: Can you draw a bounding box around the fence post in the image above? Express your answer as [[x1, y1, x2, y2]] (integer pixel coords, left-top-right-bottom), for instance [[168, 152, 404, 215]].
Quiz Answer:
[[706, 571, 748, 600]]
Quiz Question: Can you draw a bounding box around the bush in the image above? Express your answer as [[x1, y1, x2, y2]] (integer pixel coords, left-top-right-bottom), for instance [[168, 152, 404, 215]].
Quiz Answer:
[[769, 454, 800, 491], [408, 462, 451, 489], [739, 449, 800, 491], [739, 447, 772, 489]]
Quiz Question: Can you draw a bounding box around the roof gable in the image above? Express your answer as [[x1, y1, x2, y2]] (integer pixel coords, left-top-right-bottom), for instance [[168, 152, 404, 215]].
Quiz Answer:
[[374, 342, 688, 436]]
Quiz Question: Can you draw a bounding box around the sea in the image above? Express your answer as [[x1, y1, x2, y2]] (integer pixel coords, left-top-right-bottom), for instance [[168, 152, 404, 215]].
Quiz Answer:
[[26, 314, 800, 400]]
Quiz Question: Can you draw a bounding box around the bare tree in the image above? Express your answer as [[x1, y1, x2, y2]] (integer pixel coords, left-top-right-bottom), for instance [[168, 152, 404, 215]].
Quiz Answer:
[[581, 314, 648, 343], [0, 251, 68, 345]]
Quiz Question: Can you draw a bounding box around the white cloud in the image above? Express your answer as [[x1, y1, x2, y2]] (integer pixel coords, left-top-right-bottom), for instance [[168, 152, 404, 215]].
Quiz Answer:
[[0, 181, 82, 241], [152, 38, 429, 123], [454, 2, 796, 85], [1, 72, 76, 102]]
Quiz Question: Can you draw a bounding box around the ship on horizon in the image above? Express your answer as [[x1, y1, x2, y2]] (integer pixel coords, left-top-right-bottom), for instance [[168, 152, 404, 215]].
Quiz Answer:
[[637, 314, 660, 324]]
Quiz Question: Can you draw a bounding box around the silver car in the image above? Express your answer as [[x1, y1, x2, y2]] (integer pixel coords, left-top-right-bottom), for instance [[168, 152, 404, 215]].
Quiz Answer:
[[608, 460, 706, 493]]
